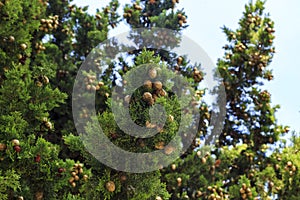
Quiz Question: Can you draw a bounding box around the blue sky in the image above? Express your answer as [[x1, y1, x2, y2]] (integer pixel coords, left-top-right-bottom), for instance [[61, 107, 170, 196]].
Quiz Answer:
[[73, 0, 300, 132]]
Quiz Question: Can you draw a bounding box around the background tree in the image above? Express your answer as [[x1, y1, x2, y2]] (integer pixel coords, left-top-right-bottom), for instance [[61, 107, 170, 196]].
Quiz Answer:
[[160, 1, 292, 199]]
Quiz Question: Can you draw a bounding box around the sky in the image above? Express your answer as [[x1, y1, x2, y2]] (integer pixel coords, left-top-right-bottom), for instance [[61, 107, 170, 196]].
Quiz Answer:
[[73, 0, 300, 133]]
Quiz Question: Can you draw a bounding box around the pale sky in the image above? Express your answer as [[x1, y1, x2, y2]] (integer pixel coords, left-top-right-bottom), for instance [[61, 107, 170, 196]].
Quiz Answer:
[[73, 0, 300, 132]]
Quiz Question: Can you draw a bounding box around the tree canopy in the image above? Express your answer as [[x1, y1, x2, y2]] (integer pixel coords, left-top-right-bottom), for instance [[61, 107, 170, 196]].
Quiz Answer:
[[0, 0, 298, 199]]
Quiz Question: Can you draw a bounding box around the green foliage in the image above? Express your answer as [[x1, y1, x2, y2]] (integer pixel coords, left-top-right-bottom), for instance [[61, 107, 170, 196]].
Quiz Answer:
[[0, 170, 20, 200], [0, 0, 299, 199], [63, 134, 85, 152]]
